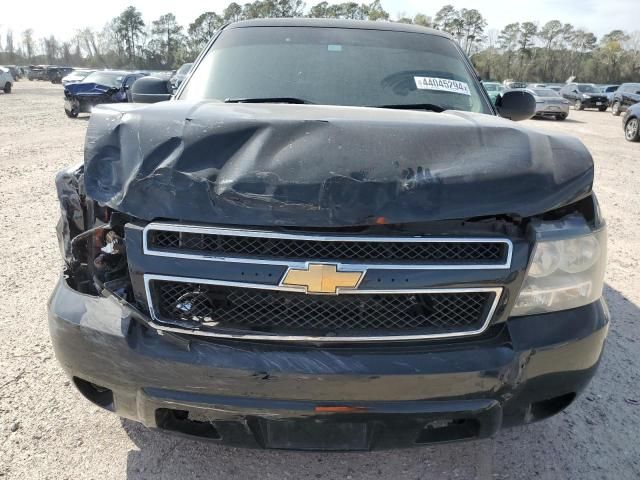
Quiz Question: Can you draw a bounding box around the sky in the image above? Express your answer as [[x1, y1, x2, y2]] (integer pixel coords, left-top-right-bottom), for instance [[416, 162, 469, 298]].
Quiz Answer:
[[0, 0, 637, 43]]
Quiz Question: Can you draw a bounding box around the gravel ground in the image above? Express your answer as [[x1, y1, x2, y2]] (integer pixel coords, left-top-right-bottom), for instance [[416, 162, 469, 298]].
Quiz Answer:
[[1, 82, 639, 480]]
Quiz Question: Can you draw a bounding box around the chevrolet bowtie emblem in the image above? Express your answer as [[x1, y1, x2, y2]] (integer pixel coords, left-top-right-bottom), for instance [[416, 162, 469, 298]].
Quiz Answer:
[[281, 264, 364, 294]]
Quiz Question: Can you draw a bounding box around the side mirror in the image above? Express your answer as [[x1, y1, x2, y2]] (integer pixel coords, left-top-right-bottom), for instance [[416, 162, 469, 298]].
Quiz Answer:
[[495, 90, 536, 121], [131, 76, 172, 104]]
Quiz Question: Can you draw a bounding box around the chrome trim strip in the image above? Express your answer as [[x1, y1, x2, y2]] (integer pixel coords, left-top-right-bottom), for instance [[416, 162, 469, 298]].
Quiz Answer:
[[142, 222, 514, 270], [143, 273, 503, 343]]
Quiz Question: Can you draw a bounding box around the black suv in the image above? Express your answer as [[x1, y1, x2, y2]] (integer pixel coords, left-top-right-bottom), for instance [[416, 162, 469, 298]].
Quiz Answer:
[[611, 83, 640, 116], [49, 18, 608, 451], [560, 83, 608, 111]]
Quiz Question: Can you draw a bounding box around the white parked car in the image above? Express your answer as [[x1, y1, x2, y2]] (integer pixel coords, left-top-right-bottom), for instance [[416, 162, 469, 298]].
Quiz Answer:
[[61, 69, 95, 87], [0, 67, 14, 93]]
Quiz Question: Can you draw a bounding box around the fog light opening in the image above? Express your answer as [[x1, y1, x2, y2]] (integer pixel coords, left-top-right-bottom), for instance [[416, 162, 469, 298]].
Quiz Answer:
[[415, 418, 480, 444], [72, 377, 114, 411], [530, 393, 576, 420], [155, 408, 221, 440]]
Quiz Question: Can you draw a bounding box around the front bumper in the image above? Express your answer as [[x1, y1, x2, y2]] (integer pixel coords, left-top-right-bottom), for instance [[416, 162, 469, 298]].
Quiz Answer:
[[580, 97, 608, 108], [64, 96, 115, 113], [49, 276, 609, 450]]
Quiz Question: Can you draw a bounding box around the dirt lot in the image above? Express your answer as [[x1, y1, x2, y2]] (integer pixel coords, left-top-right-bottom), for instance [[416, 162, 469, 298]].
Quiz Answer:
[[0, 82, 639, 480]]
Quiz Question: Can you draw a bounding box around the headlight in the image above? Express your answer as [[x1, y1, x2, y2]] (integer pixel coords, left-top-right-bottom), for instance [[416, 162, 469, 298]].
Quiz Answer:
[[512, 216, 606, 316], [582, 93, 591, 99]]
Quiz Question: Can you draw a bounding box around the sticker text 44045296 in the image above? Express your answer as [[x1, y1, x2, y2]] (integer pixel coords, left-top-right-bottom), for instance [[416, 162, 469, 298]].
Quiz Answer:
[[414, 77, 471, 96]]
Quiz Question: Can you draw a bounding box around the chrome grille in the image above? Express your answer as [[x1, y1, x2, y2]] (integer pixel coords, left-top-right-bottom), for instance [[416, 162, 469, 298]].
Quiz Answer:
[[146, 227, 508, 265], [148, 279, 495, 337]]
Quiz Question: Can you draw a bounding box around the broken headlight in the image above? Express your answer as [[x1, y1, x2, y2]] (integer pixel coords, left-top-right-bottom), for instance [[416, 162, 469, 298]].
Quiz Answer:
[[512, 216, 606, 316]]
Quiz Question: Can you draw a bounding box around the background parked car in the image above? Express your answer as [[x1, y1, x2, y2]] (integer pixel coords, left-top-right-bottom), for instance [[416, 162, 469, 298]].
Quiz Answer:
[[599, 84, 620, 103], [169, 63, 193, 92], [526, 87, 571, 120], [48, 67, 74, 84], [611, 83, 640, 116], [27, 65, 48, 81], [622, 103, 640, 142], [560, 83, 608, 111], [63, 70, 147, 118], [0, 67, 13, 93], [4, 66, 21, 81], [143, 70, 174, 81], [503, 80, 527, 89], [61, 69, 95, 87], [481, 81, 505, 105]]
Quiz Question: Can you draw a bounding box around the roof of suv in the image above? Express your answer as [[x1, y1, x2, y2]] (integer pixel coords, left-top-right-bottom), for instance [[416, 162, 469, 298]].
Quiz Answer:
[[226, 18, 452, 39]]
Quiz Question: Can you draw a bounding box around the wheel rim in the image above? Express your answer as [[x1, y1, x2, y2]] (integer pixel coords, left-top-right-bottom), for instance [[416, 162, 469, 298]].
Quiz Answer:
[[613, 103, 619, 114], [626, 119, 639, 140], [576, 100, 581, 109]]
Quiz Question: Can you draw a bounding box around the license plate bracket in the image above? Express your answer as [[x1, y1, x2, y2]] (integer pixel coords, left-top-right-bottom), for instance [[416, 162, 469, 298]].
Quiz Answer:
[[261, 418, 370, 451]]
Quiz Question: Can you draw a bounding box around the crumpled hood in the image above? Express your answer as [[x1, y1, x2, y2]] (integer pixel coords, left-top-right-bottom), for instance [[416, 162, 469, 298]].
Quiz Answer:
[[84, 101, 594, 227], [65, 82, 117, 97]]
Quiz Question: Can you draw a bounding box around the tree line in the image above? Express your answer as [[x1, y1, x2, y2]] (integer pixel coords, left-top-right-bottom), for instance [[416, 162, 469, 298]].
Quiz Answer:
[[0, 1, 638, 83]]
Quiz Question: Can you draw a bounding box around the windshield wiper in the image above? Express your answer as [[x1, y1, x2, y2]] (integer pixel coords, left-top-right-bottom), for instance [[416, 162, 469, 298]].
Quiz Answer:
[[369, 103, 446, 112], [224, 97, 314, 104]]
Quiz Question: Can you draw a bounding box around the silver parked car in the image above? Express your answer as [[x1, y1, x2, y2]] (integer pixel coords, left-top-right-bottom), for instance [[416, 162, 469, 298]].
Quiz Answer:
[[527, 87, 571, 120], [0, 66, 14, 93]]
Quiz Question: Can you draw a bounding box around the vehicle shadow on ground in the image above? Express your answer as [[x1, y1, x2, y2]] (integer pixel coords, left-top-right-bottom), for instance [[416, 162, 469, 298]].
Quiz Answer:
[[121, 284, 639, 480], [533, 117, 585, 124]]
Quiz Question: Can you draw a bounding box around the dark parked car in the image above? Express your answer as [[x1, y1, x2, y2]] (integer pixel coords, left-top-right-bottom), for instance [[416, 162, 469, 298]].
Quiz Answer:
[[622, 102, 640, 142], [611, 83, 640, 116], [63, 70, 146, 118], [50, 19, 608, 451], [49, 66, 75, 84], [169, 62, 193, 92], [560, 83, 608, 111], [27, 65, 48, 81]]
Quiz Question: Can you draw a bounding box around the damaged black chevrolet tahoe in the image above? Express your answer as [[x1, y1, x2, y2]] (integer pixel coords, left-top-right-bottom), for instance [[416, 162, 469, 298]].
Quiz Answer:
[[49, 19, 609, 451]]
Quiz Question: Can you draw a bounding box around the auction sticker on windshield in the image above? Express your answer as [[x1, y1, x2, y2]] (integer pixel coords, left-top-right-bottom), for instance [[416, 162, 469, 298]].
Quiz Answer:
[[414, 77, 471, 96]]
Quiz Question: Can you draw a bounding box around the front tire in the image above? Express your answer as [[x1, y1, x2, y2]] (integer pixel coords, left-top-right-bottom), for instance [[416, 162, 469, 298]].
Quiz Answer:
[[612, 101, 621, 116], [64, 107, 79, 118], [3, 82, 11, 94], [556, 114, 567, 121], [625, 118, 640, 142], [575, 99, 584, 110]]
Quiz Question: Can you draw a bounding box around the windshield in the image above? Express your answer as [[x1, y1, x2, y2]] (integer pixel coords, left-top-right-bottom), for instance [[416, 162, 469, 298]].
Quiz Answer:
[[533, 88, 559, 97], [577, 84, 598, 93], [82, 72, 124, 88], [181, 27, 491, 113]]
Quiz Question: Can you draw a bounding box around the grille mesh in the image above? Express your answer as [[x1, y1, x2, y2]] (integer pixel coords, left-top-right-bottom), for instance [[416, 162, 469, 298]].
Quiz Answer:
[[149, 230, 506, 264], [150, 280, 493, 336]]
